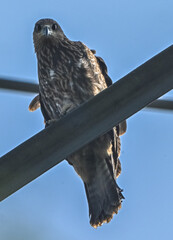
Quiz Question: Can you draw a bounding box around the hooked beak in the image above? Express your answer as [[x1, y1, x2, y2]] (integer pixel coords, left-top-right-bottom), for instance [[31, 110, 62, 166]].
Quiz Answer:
[[42, 26, 52, 36]]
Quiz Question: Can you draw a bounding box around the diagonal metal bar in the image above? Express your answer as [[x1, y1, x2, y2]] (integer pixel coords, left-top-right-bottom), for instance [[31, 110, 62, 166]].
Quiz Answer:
[[0, 45, 173, 202]]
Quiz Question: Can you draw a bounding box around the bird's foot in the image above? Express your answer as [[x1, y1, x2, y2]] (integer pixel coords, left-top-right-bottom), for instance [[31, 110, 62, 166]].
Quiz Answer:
[[45, 119, 58, 128]]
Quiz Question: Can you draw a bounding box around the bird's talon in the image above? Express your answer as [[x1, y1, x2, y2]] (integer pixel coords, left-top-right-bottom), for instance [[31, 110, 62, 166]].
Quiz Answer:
[[45, 119, 57, 127]]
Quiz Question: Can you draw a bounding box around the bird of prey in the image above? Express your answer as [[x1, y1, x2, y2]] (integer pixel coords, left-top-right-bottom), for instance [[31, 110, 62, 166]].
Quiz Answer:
[[32, 18, 126, 228]]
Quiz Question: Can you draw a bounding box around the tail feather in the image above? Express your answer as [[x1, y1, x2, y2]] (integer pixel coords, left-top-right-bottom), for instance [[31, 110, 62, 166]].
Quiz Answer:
[[68, 133, 124, 228], [84, 158, 124, 228]]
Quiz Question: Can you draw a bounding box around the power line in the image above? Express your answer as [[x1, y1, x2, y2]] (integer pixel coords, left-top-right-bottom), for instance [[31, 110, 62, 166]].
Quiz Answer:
[[0, 45, 173, 201], [147, 99, 173, 111], [0, 78, 38, 93], [0, 76, 173, 112]]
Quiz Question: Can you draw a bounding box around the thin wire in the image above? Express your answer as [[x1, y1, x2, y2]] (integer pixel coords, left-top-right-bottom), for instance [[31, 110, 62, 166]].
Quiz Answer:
[[0, 78, 173, 111]]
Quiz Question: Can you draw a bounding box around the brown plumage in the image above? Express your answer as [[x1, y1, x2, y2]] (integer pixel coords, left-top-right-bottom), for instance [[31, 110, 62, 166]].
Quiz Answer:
[[32, 18, 126, 228]]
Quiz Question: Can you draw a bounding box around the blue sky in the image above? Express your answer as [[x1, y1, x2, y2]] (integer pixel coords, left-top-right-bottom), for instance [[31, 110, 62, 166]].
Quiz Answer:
[[0, 0, 173, 239]]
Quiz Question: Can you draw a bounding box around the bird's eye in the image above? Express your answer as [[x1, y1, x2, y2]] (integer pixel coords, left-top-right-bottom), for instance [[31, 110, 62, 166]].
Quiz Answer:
[[52, 24, 58, 31], [35, 24, 41, 32]]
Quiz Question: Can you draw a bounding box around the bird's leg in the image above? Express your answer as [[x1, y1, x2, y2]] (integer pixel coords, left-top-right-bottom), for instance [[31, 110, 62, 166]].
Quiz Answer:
[[45, 119, 58, 128], [61, 104, 76, 115], [45, 105, 76, 128]]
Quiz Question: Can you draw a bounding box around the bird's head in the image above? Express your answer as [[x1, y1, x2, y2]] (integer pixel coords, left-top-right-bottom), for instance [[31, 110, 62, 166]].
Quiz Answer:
[[33, 18, 66, 52]]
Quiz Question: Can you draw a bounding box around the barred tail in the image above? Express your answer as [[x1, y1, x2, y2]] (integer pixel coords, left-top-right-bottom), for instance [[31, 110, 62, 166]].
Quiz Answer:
[[84, 159, 124, 228]]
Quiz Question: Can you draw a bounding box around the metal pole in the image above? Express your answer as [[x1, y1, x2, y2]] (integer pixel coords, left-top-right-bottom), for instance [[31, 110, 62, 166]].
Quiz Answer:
[[0, 45, 173, 201]]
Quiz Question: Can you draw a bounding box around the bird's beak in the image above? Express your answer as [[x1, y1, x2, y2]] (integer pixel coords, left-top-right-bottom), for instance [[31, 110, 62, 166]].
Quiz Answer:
[[42, 26, 52, 36]]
